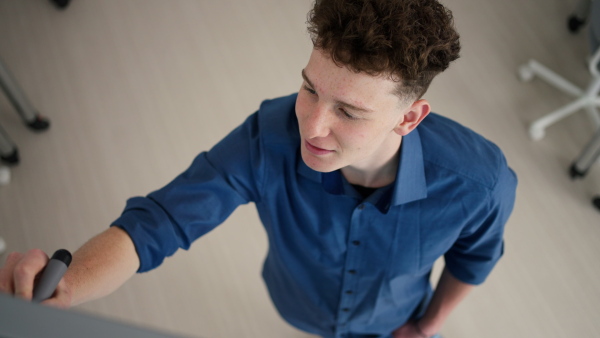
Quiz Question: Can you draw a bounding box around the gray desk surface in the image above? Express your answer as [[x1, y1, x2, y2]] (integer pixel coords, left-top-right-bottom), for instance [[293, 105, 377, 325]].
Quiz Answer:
[[0, 293, 193, 338]]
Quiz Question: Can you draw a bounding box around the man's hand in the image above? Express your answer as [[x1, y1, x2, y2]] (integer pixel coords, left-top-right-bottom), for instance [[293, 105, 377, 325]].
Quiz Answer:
[[392, 321, 432, 338], [0, 249, 72, 308], [393, 267, 475, 338], [1, 227, 139, 308]]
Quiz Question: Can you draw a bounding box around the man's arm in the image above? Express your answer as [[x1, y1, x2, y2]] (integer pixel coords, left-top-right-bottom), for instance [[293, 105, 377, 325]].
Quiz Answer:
[[0, 226, 139, 308], [393, 266, 474, 338], [61, 226, 140, 307], [416, 267, 474, 336]]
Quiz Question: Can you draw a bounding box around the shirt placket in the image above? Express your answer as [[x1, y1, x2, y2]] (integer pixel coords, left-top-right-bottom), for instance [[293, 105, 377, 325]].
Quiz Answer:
[[335, 202, 367, 337]]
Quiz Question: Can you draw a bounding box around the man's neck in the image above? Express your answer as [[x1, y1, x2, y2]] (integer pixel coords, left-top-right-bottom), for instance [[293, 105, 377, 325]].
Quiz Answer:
[[340, 137, 402, 188]]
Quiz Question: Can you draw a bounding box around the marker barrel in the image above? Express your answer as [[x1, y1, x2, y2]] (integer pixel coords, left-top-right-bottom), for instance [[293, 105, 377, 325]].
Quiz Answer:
[[32, 249, 72, 303]]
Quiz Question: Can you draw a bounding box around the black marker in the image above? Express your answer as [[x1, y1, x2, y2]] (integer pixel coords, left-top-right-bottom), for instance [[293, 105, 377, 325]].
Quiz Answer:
[[32, 249, 72, 303]]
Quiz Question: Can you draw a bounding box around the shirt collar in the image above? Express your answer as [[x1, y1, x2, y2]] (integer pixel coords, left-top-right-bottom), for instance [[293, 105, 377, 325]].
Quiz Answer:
[[296, 128, 428, 209], [390, 128, 428, 206]]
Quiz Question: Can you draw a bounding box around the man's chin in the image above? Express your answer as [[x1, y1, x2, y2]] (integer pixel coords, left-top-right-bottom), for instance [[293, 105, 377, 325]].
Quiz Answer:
[[300, 152, 340, 173]]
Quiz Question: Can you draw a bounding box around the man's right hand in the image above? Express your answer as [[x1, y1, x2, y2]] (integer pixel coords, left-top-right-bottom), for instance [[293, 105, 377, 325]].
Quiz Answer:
[[1, 227, 140, 308], [0, 249, 72, 308]]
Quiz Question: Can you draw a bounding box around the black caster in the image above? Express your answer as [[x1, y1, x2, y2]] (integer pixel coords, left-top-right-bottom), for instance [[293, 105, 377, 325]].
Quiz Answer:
[[26, 114, 50, 131], [568, 15, 586, 33], [0, 148, 19, 166], [569, 163, 587, 179], [593, 196, 600, 211], [50, 0, 71, 10]]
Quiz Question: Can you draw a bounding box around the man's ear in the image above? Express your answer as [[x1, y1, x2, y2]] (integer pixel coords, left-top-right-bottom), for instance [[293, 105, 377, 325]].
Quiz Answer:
[[394, 99, 431, 136]]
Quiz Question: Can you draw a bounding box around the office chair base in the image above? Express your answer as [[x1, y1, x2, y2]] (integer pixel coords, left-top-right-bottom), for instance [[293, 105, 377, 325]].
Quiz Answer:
[[26, 115, 50, 131], [0, 148, 19, 165], [519, 59, 600, 140]]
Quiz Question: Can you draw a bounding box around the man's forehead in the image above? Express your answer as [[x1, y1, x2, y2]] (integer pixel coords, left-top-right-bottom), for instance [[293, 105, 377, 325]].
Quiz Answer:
[[303, 69, 376, 113], [303, 52, 404, 109]]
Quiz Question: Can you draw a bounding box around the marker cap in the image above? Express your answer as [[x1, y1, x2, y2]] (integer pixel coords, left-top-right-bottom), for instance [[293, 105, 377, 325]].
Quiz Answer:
[[51, 249, 72, 267]]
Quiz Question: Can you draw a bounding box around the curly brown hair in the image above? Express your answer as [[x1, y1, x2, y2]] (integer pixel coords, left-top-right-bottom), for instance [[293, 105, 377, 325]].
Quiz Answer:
[[307, 0, 460, 101]]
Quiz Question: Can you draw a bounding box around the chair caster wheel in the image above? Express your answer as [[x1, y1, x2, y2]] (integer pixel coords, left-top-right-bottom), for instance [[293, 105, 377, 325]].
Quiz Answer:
[[0, 148, 19, 165], [528, 126, 544, 141], [593, 196, 600, 211], [569, 163, 587, 179], [50, 0, 71, 9], [518, 65, 534, 82], [568, 15, 586, 33], [26, 115, 50, 131]]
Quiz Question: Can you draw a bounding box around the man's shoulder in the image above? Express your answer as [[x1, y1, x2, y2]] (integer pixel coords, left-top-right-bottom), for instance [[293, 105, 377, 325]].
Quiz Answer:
[[256, 93, 300, 147], [251, 93, 300, 148], [417, 113, 510, 190]]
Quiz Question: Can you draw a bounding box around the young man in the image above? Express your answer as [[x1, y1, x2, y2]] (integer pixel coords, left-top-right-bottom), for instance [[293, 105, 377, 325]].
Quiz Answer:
[[0, 1, 517, 337]]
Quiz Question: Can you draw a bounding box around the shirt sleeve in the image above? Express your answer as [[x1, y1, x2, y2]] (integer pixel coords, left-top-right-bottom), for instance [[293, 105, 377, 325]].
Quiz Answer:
[[443, 160, 517, 285], [112, 112, 265, 273]]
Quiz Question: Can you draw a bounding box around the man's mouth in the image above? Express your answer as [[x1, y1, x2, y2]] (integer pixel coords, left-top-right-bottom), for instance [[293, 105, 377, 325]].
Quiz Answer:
[[305, 141, 334, 155]]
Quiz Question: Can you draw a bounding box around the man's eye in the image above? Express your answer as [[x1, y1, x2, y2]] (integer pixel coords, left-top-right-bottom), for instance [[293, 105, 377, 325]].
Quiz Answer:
[[339, 108, 358, 120], [303, 85, 316, 95]]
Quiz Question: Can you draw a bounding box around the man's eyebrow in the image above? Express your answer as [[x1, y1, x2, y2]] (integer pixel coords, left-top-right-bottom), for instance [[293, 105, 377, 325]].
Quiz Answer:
[[301, 69, 373, 113], [301, 69, 315, 89]]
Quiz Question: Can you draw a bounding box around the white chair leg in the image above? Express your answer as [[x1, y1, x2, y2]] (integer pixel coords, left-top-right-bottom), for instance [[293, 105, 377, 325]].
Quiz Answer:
[[573, 127, 600, 173], [519, 59, 584, 97], [0, 57, 39, 123], [0, 237, 5, 255], [0, 166, 9, 185], [529, 96, 589, 140], [585, 104, 600, 127]]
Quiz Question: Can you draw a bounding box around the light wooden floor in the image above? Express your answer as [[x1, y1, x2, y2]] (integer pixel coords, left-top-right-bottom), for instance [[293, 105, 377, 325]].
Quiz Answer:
[[1, 0, 599, 337]]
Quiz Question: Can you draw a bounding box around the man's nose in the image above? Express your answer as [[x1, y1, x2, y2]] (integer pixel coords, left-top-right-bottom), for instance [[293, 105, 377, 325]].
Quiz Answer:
[[304, 104, 331, 139]]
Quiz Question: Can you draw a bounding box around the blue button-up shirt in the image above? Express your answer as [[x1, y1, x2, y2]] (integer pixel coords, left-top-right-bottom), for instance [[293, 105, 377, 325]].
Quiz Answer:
[[113, 93, 517, 338]]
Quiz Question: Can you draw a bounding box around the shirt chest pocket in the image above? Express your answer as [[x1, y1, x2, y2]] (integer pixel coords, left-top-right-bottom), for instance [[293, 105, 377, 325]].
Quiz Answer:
[[384, 212, 459, 306], [366, 214, 424, 323], [385, 213, 427, 306], [383, 205, 458, 277], [385, 210, 422, 277]]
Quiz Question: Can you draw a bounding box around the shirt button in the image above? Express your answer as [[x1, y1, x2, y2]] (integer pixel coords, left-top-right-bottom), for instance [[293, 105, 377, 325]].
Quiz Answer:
[[345, 290, 353, 294], [357, 204, 365, 210], [342, 308, 350, 312], [348, 269, 357, 274], [352, 240, 360, 246]]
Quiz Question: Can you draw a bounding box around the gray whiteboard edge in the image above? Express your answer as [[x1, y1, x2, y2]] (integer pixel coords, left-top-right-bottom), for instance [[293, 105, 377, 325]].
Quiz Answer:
[[0, 293, 194, 338]]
